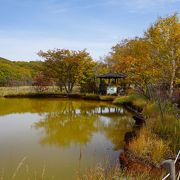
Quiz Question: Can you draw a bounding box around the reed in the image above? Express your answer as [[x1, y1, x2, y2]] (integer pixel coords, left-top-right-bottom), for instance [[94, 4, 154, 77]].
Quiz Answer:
[[12, 157, 27, 179]]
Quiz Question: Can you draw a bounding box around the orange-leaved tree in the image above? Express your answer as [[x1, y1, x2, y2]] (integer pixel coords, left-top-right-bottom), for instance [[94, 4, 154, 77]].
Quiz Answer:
[[106, 38, 161, 97]]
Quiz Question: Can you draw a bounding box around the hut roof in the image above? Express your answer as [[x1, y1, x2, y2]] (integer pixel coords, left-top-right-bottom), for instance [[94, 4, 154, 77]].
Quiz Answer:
[[97, 72, 127, 79]]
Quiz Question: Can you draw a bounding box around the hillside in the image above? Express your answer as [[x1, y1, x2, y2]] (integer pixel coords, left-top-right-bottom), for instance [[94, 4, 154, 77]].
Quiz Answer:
[[0, 57, 43, 86]]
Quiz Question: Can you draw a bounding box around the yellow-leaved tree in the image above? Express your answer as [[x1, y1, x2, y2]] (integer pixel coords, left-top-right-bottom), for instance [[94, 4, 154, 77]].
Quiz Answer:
[[145, 13, 180, 98], [107, 13, 180, 99], [107, 38, 160, 98]]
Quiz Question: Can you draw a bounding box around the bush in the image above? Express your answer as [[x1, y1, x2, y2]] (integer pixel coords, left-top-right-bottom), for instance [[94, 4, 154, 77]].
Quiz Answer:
[[80, 81, 98, 94]]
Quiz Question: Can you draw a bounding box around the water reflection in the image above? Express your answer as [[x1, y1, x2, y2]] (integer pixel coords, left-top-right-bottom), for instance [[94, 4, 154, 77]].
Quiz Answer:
[[34, 112, 98, 147], [32, 99, 133, 149], [0, 98, 133, 150], [0, 98, 120, 115], [103, 116, 133, 150], [0, 98, 133, 179]]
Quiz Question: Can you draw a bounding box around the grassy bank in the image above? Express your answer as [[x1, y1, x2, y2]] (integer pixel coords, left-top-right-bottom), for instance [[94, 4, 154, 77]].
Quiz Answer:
[[79, 93, 179, 179], [113, 93, 147, 108], [0, 86, 118, 102], [115, 93, 179, 158]]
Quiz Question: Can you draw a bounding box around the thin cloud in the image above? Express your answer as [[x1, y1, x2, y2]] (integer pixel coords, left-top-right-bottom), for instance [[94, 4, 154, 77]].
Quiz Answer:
[[125, 0, 164, 9], [49, 0, 180, 14], [104, 0, 180, 12], [47, 1, 115, 14], [0, 36, 114, 61]]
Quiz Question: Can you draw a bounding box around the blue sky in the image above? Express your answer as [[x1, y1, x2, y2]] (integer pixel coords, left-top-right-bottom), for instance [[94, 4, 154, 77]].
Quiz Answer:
[[0, 0, 180, 61]]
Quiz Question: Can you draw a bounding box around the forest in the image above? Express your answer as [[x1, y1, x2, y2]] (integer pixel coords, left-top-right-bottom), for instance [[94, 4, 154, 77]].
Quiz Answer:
[[0, 57, 43, 86]]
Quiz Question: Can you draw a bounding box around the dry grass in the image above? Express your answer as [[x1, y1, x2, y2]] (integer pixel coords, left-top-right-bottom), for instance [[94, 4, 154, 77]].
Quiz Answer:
[[0, 86, 62, 97], [128, 128, 171, 165], [77, 163, 163, 180]]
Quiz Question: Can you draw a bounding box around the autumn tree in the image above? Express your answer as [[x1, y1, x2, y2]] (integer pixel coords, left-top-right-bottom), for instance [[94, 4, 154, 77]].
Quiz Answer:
[[79, 60, 97, 93], [106, 13, 180, 99], [145, 13, 180, 98], [33, 72, 53, 93], [95, 60, 109, 76], [38, 49, 94, 94], [106, 38, 160, 97]]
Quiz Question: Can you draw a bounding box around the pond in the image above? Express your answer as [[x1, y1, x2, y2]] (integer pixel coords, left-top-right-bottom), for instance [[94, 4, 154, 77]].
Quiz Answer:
[[0, 98, 132, 180]]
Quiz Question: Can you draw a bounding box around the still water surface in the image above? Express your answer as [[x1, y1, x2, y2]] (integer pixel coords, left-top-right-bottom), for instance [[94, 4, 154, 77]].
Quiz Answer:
[[0, 98, 132, 179]]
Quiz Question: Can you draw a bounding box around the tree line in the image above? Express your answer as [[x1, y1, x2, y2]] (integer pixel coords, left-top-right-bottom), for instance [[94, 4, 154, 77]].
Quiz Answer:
[[0, 13, 180, 99], [0, 57, 43, 86]]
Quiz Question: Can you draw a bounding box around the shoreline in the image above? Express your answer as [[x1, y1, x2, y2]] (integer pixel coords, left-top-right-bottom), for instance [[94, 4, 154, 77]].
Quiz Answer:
[[0, 90, 179, 178], [2, 92, 117, 102]]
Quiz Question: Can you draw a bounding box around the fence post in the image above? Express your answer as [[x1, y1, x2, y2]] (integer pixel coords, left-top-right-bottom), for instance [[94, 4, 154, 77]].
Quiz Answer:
[[162, 159, 176, 180]]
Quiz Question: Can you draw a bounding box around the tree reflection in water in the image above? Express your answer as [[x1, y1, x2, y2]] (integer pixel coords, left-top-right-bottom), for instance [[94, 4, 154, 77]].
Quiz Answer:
[[103, 116, 134, 150], [34, 101, 98, 147], [34, 100, 133, 149]]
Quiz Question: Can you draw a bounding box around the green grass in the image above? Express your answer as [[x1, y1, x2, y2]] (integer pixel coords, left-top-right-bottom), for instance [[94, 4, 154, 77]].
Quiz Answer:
[[113, 94, 146, 106], [147, 114, 180, 152], [133, 98, 147, 108], [142, 101, 180, 152]]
